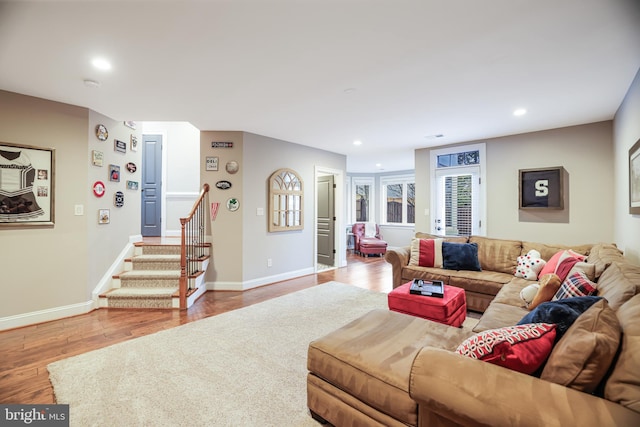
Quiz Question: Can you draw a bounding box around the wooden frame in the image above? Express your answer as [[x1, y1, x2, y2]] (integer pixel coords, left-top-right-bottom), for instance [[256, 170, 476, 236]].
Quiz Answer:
[[519, 166, 564, 210], [630, 138, 640, 215], [0, 141, 55, 227], [268, 168, 303, 232]]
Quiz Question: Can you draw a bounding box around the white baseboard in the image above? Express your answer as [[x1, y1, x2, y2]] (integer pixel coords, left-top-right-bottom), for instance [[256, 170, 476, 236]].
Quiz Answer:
[[91, 242, 136, 301], [207, 267, 315, 291], [0, 300, 94, 331]]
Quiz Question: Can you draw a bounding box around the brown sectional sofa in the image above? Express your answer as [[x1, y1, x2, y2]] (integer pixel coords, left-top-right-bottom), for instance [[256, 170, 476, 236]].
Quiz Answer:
[[306, 235, 640, 426], [384, 233, 593, 312]]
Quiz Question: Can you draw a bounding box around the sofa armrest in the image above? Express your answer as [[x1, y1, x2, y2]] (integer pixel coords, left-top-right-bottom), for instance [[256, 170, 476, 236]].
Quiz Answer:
[[384, 246, 410, 288], [410, 347, 640, 427]]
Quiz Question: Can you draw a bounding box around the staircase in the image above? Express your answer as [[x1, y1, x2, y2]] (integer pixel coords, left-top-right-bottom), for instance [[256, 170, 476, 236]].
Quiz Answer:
[[99, 242, 210, 309]]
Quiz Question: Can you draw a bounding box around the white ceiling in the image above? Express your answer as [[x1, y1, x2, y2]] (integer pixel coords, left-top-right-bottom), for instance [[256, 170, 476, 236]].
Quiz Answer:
[[1, 0, 639, 173]]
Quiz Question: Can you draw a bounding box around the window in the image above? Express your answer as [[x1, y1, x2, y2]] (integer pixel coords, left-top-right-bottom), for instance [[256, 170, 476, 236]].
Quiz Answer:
[[431, 144, 485, 236], [351, 177, 374, 223], [381, 175, 415, 225], [269, 168, 303, 232]]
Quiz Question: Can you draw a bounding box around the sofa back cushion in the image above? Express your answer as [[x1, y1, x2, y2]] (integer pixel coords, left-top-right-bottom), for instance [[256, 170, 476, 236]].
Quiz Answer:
[[468, 236, 522, 275], [522, 241, 592, 263], [596, 261, 640, 311], [587, 243, 624, 278], [605, 293, 640, 413], [415, 232, 468, 244]]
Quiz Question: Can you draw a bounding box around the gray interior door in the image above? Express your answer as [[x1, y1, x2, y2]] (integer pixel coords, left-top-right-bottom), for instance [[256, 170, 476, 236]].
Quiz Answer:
[[141, 134, 162, 236], [317, 175, 335, 266]]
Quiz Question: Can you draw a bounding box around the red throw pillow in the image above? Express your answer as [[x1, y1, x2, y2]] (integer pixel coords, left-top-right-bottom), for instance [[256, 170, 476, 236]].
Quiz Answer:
[[409, 238, 443, 268], [455, 323, 557, 374], [539, 250, 585, 281]]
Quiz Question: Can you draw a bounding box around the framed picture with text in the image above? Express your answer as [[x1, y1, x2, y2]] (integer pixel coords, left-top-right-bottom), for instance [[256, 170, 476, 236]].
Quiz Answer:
[[519, 167, 564, 210]]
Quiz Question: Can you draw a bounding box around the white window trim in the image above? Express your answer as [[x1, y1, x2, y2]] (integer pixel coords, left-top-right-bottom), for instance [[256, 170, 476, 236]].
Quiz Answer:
[[380, 174, 415, 226], [429, 143, 486, 236], [351, 176, 375, 224]]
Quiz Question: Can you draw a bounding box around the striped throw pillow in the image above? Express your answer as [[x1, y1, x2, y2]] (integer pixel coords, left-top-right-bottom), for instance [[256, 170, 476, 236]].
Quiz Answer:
[[553, 271, 597, 300]]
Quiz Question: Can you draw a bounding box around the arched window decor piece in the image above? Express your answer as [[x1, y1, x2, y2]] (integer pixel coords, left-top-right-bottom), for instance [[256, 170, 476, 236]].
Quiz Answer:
[[269, 168, 303, 232]]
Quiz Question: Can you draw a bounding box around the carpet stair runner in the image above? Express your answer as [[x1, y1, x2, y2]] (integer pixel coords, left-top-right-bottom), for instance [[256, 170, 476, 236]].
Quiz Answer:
[[99, 243, 210, 309]]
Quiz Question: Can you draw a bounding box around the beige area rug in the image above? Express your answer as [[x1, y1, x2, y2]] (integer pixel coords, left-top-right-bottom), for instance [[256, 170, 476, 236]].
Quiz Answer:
[[48, 282, 478, 426]]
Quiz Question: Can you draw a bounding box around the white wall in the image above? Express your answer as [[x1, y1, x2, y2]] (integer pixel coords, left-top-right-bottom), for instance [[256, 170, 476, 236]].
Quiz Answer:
[[142, 121, 200, 235], [613, 68, 640, 264], [415, 121, 615, 246]]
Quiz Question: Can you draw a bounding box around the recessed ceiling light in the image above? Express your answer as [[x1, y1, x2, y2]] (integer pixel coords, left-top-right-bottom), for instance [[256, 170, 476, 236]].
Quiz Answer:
[[353, 140, 362, 146], [83, 79, 101, 88], [513, 108, 527, 116], [92, 58, 112, 71], [344, 88, 356, 94], [425, 134, 444, 139], [375, 163, 382, 168]]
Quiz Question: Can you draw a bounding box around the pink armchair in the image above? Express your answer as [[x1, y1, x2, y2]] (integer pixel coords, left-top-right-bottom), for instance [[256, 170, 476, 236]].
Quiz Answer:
[[352, 223, 388, 257]]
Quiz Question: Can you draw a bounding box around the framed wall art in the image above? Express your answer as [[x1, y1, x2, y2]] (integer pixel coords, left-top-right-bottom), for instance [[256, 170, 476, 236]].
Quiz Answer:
[[98, 209, 110, 224], [109, 164, 120, 182], [519, 166, 564, 210], [206, 156, 219, 171], [0, 141, 55, 227], [629, 138, 640, 215]]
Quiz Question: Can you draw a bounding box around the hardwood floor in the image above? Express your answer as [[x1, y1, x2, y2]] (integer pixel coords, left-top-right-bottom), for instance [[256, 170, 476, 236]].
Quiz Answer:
[[0, 252, 391, 404]]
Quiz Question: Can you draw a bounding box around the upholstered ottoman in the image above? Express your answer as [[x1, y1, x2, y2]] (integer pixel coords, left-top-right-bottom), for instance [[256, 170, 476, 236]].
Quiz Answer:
[[359, 237, 388, 256], [388, 281, 467, 327]]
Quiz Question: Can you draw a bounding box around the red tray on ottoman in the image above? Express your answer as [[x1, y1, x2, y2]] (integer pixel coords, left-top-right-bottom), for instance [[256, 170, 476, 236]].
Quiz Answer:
[[388, 281, 467, 327]]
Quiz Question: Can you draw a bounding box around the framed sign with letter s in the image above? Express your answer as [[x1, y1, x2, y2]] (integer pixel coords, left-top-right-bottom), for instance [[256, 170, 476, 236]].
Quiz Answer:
[[519, 167, 564, 210]]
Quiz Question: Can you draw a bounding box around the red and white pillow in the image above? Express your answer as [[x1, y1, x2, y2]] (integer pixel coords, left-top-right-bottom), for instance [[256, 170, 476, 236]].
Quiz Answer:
[[539, 250, 588, 282], [409, 238, 443, 268], [553, 271, 597, 301], [455, 323, 557, 374]]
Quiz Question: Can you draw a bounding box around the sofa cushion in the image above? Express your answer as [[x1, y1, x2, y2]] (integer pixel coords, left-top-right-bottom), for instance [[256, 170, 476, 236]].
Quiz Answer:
[[442, 242, 481, 271], [553, 271, 597, 301], [605, 293, 640, 413], [409, 238, 443, 268], [455, 323, 557, 374], [586, 243, 623, 278], [307, 309, 474, 426], [518, 296, 602, 340], [541, 299, 621, 394], [522, 242, 592, 264], [415, 232, 468, 244], [595, 261, 640, 311], [469, 236, 522, 274], [473, 301, 530, 333]]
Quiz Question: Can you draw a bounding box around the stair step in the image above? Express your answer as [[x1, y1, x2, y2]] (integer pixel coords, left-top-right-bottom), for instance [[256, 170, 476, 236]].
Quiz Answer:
[[101, 287, 177, 309], [117, 270, 181, 288], [138, 244, 181, 255], [130, 254, 181, 270]]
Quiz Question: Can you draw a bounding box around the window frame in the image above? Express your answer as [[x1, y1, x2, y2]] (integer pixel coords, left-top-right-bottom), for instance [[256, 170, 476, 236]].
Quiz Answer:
[[430, 143, 486, 236], [351, 176, 374, 223], [380, 174, 415, 226]]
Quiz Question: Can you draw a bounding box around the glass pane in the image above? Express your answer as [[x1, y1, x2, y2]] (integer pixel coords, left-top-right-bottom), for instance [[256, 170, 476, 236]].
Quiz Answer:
[[444, 175, 472, 236], [355, 184, 369, 222], [386, 183, 403, 223], [407, 183, 415, 223]]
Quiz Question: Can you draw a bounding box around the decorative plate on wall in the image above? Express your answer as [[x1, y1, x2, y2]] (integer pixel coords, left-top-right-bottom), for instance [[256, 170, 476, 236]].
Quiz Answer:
[[226, 160, 239, 174], [93, 181, 106, 197], [114, 191, 124, 207], [95, 124, 108, 141], [126, 162, 137, 173], [226, 197, 239, 212]]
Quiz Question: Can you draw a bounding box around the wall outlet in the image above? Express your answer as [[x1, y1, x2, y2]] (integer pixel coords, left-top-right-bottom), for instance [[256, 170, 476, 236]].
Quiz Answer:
[[267, 258, 272, 267]]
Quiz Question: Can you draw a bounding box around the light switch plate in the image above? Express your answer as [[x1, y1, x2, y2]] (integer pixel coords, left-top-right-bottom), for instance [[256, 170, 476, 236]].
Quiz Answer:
[[74, 204, 84, 216]]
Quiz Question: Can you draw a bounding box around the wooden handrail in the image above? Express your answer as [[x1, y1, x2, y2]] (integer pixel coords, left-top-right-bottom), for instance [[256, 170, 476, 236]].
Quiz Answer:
[[179, 183, 210, 309]]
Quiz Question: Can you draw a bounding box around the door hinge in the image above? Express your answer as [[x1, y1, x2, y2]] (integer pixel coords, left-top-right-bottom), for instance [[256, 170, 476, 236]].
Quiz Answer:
[[333, 183, 337, 189], [333, 217, 336, 221], [333, 249, 336, 254]]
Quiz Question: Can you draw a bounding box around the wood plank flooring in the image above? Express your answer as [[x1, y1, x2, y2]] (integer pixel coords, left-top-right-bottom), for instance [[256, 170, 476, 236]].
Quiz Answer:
[[0, 252, 391, 404]]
